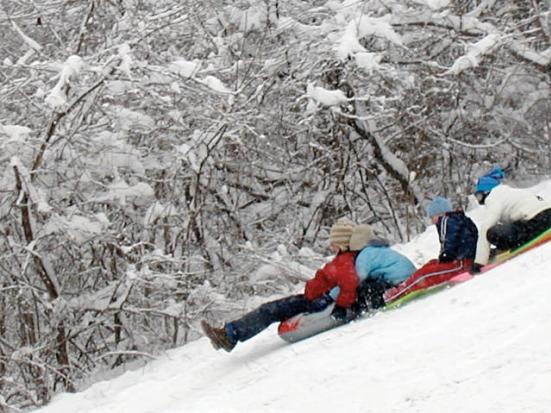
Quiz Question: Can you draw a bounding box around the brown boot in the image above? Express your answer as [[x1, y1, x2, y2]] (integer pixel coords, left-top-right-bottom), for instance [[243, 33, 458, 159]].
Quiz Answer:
[[201, 320, 236, 352]]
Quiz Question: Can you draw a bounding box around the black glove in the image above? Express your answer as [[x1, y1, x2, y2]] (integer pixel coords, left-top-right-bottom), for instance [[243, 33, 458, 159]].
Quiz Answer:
[[350, 301, 363, 316], [470, 263, 483, 275], [330, 305, 350, 321]]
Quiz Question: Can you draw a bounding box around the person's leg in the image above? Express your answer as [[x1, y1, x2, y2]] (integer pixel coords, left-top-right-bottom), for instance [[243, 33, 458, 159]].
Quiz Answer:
[[487, 222, 527, 251], [383, 259, 471, 303], [521, 209, 551, 243], [226, 294, 331, 343], [488, 209, 551, 250], [355, 278, 392, 312]]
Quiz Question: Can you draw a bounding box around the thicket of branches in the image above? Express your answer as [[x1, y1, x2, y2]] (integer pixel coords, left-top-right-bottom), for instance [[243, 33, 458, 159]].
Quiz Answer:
[[0, 0, 550, 409]]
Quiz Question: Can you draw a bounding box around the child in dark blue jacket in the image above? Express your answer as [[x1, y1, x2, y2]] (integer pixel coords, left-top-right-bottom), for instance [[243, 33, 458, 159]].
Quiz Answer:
[[384, 197, 478, 303]]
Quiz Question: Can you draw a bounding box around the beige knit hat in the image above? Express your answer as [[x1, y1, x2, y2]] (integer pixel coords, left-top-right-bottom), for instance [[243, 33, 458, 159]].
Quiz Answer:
[[329, 218, 355, 250], [349, 224, 374, 251]]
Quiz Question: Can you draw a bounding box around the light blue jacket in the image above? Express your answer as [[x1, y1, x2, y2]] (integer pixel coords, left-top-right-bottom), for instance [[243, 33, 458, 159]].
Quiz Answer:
[[355, 239, 416, 286]]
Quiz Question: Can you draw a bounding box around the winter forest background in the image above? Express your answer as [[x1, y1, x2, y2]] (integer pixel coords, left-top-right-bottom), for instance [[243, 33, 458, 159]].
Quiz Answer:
[[0, 0, 550, 410]]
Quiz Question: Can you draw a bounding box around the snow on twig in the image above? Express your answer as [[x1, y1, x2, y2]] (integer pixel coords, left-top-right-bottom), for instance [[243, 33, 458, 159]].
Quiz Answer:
[[335, 14, 403, 60], [11, 21, 42, 51], [96, 351, 158, 360], [306, 83, 348, 107], [445, 33, 501, 75], [118, 43, 133, 78], [45, 55, 85, 108]]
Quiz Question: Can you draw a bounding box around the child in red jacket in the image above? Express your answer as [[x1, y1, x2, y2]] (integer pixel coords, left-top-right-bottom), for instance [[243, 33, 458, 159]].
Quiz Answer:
[[201, 218, 371, 352]]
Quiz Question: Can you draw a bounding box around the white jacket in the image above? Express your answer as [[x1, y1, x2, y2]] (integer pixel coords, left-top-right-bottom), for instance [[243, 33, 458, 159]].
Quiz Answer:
[[475, 184, 551, 264]]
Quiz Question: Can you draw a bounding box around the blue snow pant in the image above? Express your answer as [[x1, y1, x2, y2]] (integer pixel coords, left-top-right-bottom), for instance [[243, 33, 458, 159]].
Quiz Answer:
[[225, 294, 332, 343]]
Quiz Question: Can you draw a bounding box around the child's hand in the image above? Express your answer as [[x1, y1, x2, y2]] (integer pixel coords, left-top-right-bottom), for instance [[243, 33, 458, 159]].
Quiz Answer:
[[470, 263, 483, 274], [330, 305, 350, 321]]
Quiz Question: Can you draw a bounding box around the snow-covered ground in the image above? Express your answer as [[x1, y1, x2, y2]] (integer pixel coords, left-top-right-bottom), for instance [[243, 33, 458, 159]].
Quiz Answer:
[[33, 235, 551, 412], [32, 185, 551, 413]]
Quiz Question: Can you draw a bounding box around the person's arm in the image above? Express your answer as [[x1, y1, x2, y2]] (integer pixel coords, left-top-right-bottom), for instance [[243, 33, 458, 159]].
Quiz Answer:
[[332, 263, 358, 308], [304, 267, 332, 301], [474, 206, 501, 265], [474, 224, 491, 265], [438, 215, 460, 262], [354, 250, 371, 282], [304, 254, 358, 307]]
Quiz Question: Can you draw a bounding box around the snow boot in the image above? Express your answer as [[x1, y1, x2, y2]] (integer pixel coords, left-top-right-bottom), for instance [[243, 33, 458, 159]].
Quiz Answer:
[[201, 320, 236, 352]]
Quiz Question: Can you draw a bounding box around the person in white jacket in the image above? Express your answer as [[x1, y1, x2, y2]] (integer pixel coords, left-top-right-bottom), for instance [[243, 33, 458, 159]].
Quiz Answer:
[[473, 166, 551, 271]]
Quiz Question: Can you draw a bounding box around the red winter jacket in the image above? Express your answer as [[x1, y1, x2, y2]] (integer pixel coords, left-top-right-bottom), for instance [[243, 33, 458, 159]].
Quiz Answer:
[[304, 251, 359, 308]]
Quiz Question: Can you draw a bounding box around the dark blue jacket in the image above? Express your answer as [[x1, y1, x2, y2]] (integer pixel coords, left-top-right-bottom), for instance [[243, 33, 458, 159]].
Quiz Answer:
[[436, 211, 478, 262]]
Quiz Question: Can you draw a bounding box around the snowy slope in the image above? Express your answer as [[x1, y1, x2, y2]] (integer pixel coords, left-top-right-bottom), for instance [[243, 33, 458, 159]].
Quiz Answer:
[[34, 241, 551, 413]]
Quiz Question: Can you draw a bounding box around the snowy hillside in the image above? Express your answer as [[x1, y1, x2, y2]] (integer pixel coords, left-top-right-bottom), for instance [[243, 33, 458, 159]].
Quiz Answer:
[[33, 239, 551, 413]]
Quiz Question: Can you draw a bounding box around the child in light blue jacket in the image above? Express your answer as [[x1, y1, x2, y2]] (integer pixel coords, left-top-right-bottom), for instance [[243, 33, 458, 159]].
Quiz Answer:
[[350, 225, 416, 312]]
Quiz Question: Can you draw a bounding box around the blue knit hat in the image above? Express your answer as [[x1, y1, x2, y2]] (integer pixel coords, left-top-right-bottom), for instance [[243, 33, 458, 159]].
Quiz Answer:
[[475, 166, 505, 193], [426, 197, 453, 218]]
